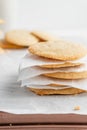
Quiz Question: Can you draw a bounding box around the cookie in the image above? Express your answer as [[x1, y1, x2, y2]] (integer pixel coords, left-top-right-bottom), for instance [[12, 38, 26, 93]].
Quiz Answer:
[[29, 41, 87, 61], [5, 30, 39, 46], [44, 71, 87, 79], [0, 40, 26, 49], [28, 87, 86, 95], [40, 62, 82, 68], [48, 83, 67, 87], [31, 31, 58, 41]]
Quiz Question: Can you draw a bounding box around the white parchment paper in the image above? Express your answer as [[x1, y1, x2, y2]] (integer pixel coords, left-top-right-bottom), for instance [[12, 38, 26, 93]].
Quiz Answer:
[[20, 53, 87, 69], [0, 38, 87, 114], [22, 75, 87, 90], [19, 62, 87, 80], [19, 53, 87, 90]]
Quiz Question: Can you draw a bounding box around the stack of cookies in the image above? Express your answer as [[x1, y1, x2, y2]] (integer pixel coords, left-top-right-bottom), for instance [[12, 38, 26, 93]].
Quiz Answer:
[[19, 40, 87, 95]]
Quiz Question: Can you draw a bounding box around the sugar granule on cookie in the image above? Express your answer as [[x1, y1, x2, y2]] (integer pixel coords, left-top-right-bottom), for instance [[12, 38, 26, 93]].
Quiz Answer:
[[29, 41, 87, 61]]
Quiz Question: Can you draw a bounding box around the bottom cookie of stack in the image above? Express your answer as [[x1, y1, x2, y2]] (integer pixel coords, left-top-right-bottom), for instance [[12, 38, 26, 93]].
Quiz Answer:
[[28, 87, 86, 95]]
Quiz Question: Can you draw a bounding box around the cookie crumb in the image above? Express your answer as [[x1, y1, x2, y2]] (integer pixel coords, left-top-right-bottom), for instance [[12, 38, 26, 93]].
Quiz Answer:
[[74, 106, 80, 110]]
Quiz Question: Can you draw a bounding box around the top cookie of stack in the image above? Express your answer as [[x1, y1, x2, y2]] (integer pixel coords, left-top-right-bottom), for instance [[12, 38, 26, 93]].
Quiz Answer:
[[29, 41, 87, 61]]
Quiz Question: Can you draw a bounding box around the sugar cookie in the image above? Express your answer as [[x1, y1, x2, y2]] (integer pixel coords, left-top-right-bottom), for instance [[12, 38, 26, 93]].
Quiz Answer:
[[5, 30, 39, 46], [31, 31, 58, 41], [44, 71, 87, 79], [40, 62, 82, 68], [0, 40, 26, 49], [29, 87, 86, 95], [29, 41, 87, 61]]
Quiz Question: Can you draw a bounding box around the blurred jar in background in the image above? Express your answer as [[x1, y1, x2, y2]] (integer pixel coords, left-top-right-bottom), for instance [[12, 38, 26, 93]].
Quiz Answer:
[[0, 0, 18, 32]]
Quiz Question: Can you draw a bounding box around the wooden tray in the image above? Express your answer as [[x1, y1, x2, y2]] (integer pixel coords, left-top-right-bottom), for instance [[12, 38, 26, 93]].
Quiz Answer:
[[0, 112, 87, 129]]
